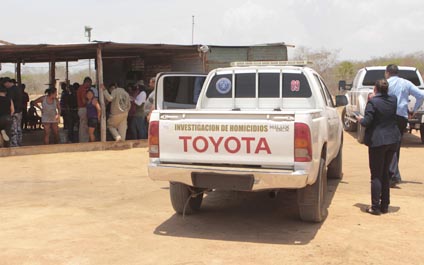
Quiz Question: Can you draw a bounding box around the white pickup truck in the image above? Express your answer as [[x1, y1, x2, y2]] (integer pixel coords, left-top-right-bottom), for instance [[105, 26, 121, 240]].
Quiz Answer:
[[148, 62, 348, 222], [340, 66, 424, 143]]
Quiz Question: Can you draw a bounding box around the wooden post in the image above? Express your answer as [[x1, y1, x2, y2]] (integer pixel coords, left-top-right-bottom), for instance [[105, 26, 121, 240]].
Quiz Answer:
[[16, 62, 22, 87], [97, 45, 106, 142], [65, 61, 69, 88], [49, 60, 56, 87], [202, 53, 207, 73]]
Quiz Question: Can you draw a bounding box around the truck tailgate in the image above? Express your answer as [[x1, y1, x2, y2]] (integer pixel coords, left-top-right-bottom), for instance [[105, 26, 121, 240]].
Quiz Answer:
[[158, 112, 295, 168]]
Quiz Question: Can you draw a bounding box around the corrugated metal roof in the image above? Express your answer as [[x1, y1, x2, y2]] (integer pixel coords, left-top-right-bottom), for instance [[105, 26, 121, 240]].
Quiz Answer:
[[0, 42, 292, 63], [0, 42, 196, 63]]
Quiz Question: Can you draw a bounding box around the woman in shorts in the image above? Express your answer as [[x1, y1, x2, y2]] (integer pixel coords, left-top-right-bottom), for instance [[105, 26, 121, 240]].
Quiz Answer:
[[86, 89, 101, 142], [33, 87, 61, 144]]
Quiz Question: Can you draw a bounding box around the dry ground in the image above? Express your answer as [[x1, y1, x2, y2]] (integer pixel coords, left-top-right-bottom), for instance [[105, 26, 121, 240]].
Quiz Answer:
[[0, 130, 423, 265]]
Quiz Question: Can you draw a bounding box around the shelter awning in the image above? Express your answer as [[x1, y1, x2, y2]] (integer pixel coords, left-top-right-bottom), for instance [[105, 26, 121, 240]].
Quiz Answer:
[[0, 42, 293, 63]]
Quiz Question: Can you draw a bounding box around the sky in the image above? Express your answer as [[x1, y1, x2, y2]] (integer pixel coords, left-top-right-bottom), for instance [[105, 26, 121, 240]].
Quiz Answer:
[[2, 0, 424, 63]]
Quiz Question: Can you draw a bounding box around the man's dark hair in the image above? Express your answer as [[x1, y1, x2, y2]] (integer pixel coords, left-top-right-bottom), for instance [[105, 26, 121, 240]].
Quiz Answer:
[[375, 79, 389, 94], [0, 84, 6, 93], [69, 82, 78, 92], [2, 77, 12, 83], [386, 64, 399, 76], [83, 77, 92, 84]]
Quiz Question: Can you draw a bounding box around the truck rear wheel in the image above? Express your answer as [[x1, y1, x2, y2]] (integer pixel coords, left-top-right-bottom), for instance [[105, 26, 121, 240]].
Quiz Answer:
[[328, 140, 343, 179], [297, 158, 328, 222], [170, 182, 203, 215], [420, 124, 424, 144], [342, 108, 357, 132]]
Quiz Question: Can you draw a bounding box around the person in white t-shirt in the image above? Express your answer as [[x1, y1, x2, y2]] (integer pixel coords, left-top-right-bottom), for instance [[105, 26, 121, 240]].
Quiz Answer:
[[129, 82, 147, 139]]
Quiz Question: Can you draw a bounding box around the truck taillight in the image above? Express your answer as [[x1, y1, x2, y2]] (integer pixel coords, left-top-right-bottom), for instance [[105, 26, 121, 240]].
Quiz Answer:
[[294, 123, 312, 162], [149, 121, 159, 158]]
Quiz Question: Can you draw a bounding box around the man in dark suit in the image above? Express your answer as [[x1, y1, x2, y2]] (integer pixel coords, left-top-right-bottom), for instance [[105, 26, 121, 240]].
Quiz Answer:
[[355, 79, 401, 215]]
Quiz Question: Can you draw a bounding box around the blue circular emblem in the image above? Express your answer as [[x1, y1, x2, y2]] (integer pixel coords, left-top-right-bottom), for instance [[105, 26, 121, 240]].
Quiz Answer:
[[216, 77, 232, 94]]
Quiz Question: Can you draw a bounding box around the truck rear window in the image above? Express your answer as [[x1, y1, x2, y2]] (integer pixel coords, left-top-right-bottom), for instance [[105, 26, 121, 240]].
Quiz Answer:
[[363, 70, 421, 86], [206, 73, 312, 98], [162, 76, 206, 109]]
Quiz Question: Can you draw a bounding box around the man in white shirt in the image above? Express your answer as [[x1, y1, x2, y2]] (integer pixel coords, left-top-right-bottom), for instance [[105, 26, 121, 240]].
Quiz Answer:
[[385, 64, 424, 186], [144, 77, 156, 123]]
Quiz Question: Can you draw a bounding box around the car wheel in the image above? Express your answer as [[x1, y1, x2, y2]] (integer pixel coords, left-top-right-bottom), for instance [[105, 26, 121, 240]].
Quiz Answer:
[[297, 158, 328, 222], [169, 182, 203, 215], [342, 108, 357, 132], [328, 139, 343, 179]]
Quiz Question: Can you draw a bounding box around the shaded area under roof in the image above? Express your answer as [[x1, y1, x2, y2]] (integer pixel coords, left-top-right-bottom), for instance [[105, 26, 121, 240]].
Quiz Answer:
[[0, 42, 294, 63]]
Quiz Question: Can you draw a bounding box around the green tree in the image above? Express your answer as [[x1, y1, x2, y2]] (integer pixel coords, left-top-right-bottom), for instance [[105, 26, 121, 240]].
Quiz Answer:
[[336, 61, 355, 81]]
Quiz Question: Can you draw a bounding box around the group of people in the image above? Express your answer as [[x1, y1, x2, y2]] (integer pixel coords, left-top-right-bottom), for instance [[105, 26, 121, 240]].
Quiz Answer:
[[0, 77, 30, 147], [0, 75, 157, 146], [61, 76, 156, 143], [0, 77, 71, 146], [355, 64, 424, 215]]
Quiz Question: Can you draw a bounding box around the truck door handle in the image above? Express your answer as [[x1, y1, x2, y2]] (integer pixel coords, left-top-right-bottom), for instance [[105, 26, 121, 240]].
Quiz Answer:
[[160, 115, 181, 120], [272, 116, 294, 121]]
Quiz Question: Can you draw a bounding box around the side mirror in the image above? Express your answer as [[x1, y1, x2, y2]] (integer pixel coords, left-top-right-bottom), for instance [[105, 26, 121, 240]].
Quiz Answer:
[[335, 95, 348, 107], [338, 80, 347, 91]]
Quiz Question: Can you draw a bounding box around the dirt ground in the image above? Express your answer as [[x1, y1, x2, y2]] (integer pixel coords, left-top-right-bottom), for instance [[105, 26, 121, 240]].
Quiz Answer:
[[1, 130, 423, 265]]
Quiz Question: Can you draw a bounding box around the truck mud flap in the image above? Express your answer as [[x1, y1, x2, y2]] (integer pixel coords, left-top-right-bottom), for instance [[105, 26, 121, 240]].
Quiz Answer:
[[191, 172, 254, 191]]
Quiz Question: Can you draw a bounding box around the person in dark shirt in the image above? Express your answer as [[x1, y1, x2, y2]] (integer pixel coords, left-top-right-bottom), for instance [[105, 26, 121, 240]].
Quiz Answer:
[[85, 89, 101, 142], [0, 83, 14, 146], [64, 83, 79, 142], [27, 101, 42, 130], [356, 79, 401, 215], [4, 77, 23, 146], [60, 82, 69, 130], [21, 84, 30, 130]]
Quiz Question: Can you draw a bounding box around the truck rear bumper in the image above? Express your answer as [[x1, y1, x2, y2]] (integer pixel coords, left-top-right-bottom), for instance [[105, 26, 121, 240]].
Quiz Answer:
[[148, 162, 309, 191]]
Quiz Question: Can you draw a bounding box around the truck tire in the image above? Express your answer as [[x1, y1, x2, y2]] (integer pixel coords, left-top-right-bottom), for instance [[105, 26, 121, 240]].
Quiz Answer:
[[342, 107, 357, 132], [297, 158, 328, 223], [169, 182, 203, 215], [420, 124, 424, 144], [327, 140, 343, 179]]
